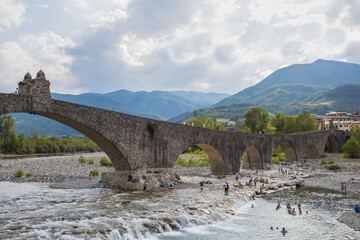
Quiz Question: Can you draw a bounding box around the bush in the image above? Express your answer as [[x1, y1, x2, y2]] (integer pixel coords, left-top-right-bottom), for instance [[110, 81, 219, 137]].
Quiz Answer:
[[321, 159, 336, 165], [25, 172, 33, 177], [175, 157, 187, 167], [278, 155, 286, 162], [326, 164, 341, 171], [271, 157, 279, 163], [87, 159, 95, 165], [90, 169, 100, 176], [78, 155, 87, 165], [175, 156, 210, 167], [327, 159, 335, 164], [100, 156, 113, 166], [14, 169, 24, 178], [342, 137, 360, 158]]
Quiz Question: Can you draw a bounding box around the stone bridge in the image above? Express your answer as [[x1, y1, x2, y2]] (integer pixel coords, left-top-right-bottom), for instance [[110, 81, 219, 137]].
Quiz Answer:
[[0, 71, 350, 184]]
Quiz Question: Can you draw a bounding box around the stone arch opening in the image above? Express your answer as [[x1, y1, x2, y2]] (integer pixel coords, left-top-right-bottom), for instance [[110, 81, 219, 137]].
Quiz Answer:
[[175, 144, 227, 175], [271, 144, 286, 164], [242, 146, 263, 169], [325, 134, 341, 153], [305, 144, 319, 159], [275, 142, 297, 163], [1, 111, 130, 170]]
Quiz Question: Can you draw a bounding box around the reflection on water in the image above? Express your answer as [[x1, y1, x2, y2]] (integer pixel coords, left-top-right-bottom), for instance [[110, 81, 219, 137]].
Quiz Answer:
[[0, 182, 359, 240]]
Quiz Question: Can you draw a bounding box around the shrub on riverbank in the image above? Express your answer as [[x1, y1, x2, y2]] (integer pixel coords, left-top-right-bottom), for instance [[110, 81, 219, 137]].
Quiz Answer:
[[90, 169, 100, 176], [100, 157, 113, 166], [175, 156, 210, 167], [326, 164, 341, 171], [14, 169, 24, 178], [26, 172, 33, 177], [87, 158, 95, 165], [78, 155, 87, 165], [321, 159, 335, 165]]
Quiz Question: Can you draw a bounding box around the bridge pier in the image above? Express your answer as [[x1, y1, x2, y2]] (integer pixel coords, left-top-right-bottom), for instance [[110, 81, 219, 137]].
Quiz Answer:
[[102, 168, 178, 190]]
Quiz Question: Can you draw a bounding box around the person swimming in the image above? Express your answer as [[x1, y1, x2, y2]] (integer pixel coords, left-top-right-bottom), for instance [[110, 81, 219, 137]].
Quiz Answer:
[[276, 203, 281, 210], [281, 227, 288, 236]]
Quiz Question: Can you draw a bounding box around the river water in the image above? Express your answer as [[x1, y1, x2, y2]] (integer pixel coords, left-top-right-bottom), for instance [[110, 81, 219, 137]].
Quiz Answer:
[[0, 182, 359, 240]]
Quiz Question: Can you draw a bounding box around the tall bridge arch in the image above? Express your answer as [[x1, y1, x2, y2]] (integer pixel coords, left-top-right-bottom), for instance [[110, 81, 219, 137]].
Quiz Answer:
[[0, 71, 351, 186]]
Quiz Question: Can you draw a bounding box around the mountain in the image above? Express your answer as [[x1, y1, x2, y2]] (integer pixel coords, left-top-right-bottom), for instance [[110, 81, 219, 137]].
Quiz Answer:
[[309, 84, 360, 112], [104, 90, 229, 119], [11, 90, 229, 137], [215, 59, 360, 107]]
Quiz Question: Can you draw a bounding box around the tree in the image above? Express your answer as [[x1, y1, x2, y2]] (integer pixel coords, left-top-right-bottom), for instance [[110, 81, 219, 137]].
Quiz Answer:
[[276, 111, 318, 134], [0, 115, 15, 140], [350, 126, 360, 141], [243, 107, 269, 133], [283, 116, 297, 134], [296, 111, 318, 132], [188, 115, 226, 131], [271, 113, 286, 134], [0, 115, 18, 153], [342, 137, 360, 158]]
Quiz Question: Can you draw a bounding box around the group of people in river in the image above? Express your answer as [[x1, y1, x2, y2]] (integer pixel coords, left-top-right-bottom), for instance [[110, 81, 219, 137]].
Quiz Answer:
[[270, 202, 307, 236], [277, 202, 305, 216], [270, 226, 288, 236]]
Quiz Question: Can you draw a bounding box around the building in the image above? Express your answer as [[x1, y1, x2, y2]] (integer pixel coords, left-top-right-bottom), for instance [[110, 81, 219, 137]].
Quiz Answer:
[[316, 111, 360, 131]]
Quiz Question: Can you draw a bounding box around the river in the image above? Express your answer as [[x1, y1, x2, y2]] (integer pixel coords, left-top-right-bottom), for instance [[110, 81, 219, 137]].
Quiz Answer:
[[0, 182, 359, 240]]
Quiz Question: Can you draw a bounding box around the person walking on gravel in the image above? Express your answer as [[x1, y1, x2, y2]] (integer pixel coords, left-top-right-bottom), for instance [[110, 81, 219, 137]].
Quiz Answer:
[[224, 182, 229, 195]]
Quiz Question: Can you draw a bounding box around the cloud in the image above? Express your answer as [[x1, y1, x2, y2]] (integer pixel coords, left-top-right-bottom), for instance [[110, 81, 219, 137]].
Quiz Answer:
[[0, 31, 80, 93], [0, 0, 26, 31], [1, 0, 360, 95]]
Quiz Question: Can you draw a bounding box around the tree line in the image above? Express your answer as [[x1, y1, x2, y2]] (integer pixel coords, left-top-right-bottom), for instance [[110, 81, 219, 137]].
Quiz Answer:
[[187, 107, 319, 134], [0, 115, 101, 154]]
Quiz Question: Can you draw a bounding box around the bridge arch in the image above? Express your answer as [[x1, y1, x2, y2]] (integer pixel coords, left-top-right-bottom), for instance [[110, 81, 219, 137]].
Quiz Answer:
[[305, 144, 319, 159], [242, 146, 263, 169], [325, 133, 341, 153], [174, 143, 228, 175], [0, 110, 131, 170], [272, 142, 297, 163]]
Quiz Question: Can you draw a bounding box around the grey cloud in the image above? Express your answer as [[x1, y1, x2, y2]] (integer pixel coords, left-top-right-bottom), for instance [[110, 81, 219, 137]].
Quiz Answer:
[[326, 28, 346, 45], [214, 43, 237, 64], [340, 41, 360, 63], [281, 41, 303, 56], [326, 0, 360, 26]]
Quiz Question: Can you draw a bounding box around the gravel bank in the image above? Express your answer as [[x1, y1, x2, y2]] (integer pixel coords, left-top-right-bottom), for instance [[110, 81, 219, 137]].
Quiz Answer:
[[302, 154, 360, 195], [0, 153, 114, 187]]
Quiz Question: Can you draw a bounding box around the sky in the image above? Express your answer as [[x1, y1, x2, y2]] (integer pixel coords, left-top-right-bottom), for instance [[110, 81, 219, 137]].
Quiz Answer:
[[0, 0, 360, 95]]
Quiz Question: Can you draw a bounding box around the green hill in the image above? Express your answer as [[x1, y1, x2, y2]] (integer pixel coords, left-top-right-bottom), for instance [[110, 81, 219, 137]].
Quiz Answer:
[[309, 84, 360, 112], [216, 59, 360, 107]]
